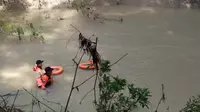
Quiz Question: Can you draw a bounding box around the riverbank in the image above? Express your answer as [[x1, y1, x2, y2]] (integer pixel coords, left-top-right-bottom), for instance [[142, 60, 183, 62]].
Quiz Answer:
[[1, 0, 200, 12]]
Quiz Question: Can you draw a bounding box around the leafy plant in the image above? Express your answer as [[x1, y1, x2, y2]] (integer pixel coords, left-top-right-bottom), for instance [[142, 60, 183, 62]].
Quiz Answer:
[[0, 20, 44, 42], [0, 20, 25, 41], [0, 20, 16, 34], [100, 59, 111, 73], [97, 60, 151, 112], [71, 0, 93, 17], [180, 95, 200, 112], [15, 25, 24, 41], [28, 23, 45, 43]]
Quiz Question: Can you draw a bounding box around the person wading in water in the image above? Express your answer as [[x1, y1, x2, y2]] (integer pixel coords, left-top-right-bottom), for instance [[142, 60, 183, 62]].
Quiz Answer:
[[40, 66, 54, 89], [33, 60, 45, 76]]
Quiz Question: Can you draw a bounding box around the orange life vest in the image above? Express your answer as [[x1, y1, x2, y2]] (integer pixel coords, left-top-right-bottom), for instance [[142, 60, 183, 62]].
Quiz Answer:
[[36, 74, 53, 89]]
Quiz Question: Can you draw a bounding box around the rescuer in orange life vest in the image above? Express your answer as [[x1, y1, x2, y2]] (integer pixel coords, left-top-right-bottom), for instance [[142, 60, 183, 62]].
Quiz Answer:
[[39, 66, 54, 89]]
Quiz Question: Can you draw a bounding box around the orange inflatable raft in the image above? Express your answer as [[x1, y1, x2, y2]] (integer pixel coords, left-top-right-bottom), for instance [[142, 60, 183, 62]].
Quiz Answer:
[[50, 66, 64, 75], [78, 60, 95, 70], [33, 65, 63, 75]]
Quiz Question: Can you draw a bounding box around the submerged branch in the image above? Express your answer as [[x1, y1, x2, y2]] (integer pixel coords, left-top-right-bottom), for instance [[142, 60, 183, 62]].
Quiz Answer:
[[42, 98, 64, 107]]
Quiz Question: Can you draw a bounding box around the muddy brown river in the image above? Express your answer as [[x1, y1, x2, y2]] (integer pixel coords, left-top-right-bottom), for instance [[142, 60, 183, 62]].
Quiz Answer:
[[0, 6, 200, 112]]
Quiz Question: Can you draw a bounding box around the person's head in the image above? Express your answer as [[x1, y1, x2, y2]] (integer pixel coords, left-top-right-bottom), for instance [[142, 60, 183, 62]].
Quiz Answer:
[[45, 66, 53, 76], [36, 60, 44, 68]]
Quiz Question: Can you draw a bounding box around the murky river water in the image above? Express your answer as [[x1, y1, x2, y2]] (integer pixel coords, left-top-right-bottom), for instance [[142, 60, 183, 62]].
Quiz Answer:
[[0, 6, 200, 112]]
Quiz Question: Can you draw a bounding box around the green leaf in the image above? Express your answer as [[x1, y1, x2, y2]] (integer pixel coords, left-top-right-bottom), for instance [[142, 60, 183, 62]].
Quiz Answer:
[[181, 94, 200, 112], [98, 57, 152, 112], [100, 59, 111, 73], [16, 26, 24, 35]]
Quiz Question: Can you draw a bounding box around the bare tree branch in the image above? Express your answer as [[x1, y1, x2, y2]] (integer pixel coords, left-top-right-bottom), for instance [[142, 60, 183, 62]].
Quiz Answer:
[[10, 90, 19, 112], [110, 53, 128, 67], [79, 88, 94, 104], [155, 84, 166, 112], [31, 99, 34, 112], [60, 106, 63, 112], [14, 103, 32, 107], [93, 74, 98, 104], [42, 98, 64, 108], [0, 94, 7, 107], [42, 97, 64, 112], [0, 95, 10, 106], [65, 25, 101, 110], [34, 89, 41, 111], [64, 52, 85, 112], [0, 106, 7, 112], [93, 37, 99, 105], [74, 74, 95, 89], [30, 89, 34, 112], [2, 90, 23, 97], [70, 24, 81, 33], [66, 31, 76, 48], [23, 88, 56, 112]]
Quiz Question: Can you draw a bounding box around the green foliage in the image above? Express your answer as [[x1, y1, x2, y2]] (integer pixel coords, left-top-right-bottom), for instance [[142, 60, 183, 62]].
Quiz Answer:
[[29, 23, 38, 36], [72, 0, 91, 11], [100, 59, 111, 73], [0, 20, 25, 41], [71, 0, 94, 18], [0, 22, 24, 42], [0, 20, 44, 43], [16, 26, 24, 35], [0, 20, 16, 34], [180, 95, 200, 112], [14, 26, 24, 40], [28, 23, 45, 43], [97, 60, 151, 112]]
